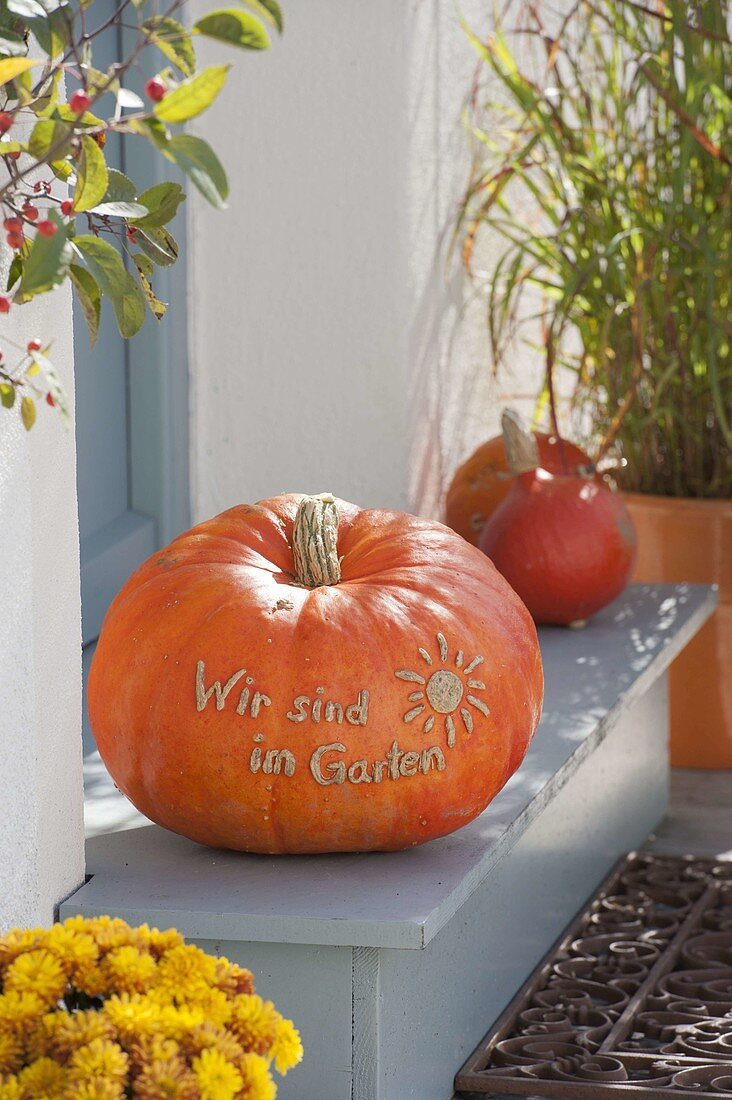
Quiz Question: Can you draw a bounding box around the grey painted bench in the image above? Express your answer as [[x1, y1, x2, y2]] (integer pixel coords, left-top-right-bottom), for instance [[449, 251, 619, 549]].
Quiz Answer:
[[61, 583, 716, 1100]]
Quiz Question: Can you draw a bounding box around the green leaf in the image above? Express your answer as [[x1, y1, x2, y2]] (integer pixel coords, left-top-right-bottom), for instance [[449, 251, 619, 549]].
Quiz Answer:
[[0, 56, 39, 84], [20, 394, 36, 430], [135, 225, 179, 267], [0, 30, 28, 56], [101, 167, 137, 202], [27, 118, 72, 160], [90, 167, 148, 217], [0, 383, 15, 409], [30, 349, 69, 422], [93, 199, 148, 218], [142, 16, 196, 77], [194, 9, 268, 50], [132, 254, 168, 321], [166, 134, 228, 209], [131, 181, 185, 228], [74, 235, 146, 338], [126, 116, 169, 150], [73, 133, 109, 212], [49, 157, 72, 181], [54, 104, 104, 127], [16, 211, 71, 299], [153, 65, 230, 124], [68, 262, 101, 346], [132, 252, 153, 276], [26, 10, 70, 57], [80, 65, 119, 96], [31, 67, 62, 116], [116, 86, 143, 110], [6, 253, 22, 291], [7, 0, 63, 15], [244, 0, 282, 33]]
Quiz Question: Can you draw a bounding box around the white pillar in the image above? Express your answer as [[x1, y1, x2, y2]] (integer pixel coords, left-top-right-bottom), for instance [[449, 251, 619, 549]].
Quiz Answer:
[[188, 0, 496, 521], [0, 261, 84, 931]]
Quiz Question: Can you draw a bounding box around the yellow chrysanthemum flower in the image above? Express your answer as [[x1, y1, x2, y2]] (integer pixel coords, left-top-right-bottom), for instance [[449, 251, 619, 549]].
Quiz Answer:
[[192, 1048, 243, 1100], [155, 944, 217, 996], [62, 1079, 124, 1100], [214, 959, 254, 998], [136, 927, 184, 961], [270, 1018, 303, 1075], [72, 961, 110, 999], [154, 1004, 206, 1042], [43, 927, 99, 978], [4, 950, 67, 1007], [102, 994, 161, 1046], [0, 1032, 22, 1076], [237, 1053, 276, 1100], [0, 930, 42, 972], [102, 946, 157, 995], [0, 1075, 22, 1100], [0, 917, 302, 1099], [31, 1009, 115, 1062], [80, 917, 135, 954], [228, 996, 279, 1056], [128, 1034, 179, 1069], [179, 1022, 243, 1065], [18, 1056, 67, 1099], [132, 1056, 199, 1099], [182, 987, 232, 1028], [0, 992, 46, 1035], [66, 1038, 128, 1085]]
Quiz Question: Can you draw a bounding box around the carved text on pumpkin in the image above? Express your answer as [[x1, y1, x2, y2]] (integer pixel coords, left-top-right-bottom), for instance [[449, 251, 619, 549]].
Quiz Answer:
[[309, 740, 446, 786]]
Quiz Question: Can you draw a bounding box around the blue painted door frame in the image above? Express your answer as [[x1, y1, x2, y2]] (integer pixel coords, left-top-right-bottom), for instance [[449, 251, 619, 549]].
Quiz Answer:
[[75, 4, 189, 652]]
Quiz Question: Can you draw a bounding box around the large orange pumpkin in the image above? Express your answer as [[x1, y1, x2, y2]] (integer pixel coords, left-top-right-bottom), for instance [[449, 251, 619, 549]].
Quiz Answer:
[[446, 431, 592, 546], [89, 493, 543, 854]]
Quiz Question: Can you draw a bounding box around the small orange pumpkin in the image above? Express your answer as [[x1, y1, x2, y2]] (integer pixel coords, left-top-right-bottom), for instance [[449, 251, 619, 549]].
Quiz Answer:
[[446, 431, 592, 546], [479, 413, 637, 627], [89, 493, 543, 854]]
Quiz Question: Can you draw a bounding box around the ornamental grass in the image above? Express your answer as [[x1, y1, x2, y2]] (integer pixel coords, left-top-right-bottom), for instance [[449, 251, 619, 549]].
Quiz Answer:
[[460, 0, 731, 498], [0, 916, 302, 1100]]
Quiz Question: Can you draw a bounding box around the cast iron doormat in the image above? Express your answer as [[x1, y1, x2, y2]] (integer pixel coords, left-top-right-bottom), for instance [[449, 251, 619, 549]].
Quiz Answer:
[[455, 852, 732, 1099]]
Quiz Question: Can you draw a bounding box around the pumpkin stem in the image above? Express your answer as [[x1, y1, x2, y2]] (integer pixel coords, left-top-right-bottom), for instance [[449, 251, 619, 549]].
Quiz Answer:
[[292, 493, 342, 587], [502, 409, 539, 475]]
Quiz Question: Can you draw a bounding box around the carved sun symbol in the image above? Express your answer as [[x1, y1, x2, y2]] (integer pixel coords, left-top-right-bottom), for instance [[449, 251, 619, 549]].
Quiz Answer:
[[395, 633, 489, 747]]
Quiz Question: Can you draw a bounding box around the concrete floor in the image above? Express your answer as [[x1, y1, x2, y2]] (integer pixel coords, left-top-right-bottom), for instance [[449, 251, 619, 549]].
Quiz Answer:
[[644, 767, 732, 859]]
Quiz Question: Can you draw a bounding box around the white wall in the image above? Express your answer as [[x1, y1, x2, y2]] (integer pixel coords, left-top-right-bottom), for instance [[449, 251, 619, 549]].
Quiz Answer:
[[0, 257, 84, 930], [187, 0, 526, 522]]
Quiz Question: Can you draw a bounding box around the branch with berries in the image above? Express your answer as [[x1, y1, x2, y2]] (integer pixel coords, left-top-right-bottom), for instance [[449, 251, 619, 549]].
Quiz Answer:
[[0, 0, 282, 429]]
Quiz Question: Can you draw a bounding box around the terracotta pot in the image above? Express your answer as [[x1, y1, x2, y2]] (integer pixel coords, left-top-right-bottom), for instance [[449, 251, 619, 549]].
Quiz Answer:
[[624, 493, 731, 768]]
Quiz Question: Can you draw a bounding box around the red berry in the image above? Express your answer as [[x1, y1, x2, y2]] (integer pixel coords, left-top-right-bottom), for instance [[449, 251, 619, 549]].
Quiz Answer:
[[69, 91, 91, 115], [22, 203, 38, 222], [60, 200, 75, 216], [126, 226, 138, 241], [0, 297, 10, 313], [7, 232, 23, 249], [7, 151, 20, 160], [145, 77, 166, 103], [33, 182, 42, 193], [37, 220, 57, 238], [3, 217, 21, 231], [46, 392, 55, 406], [0, 112, 12, 135], [27, 338, 42, 352]]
